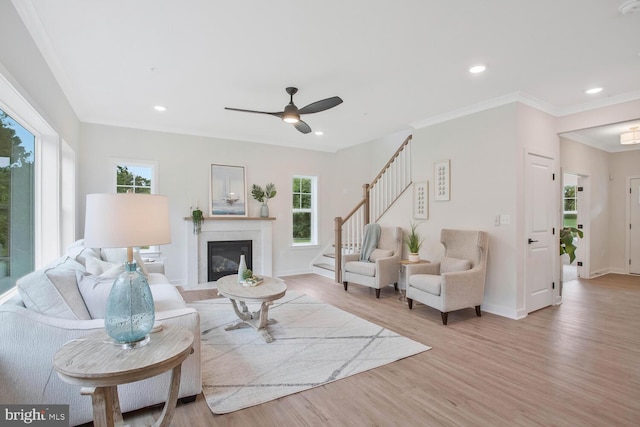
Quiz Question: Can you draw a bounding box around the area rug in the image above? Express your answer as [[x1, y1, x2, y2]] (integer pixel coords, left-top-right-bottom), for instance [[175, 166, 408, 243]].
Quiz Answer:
[[189, 292, 431, 414]]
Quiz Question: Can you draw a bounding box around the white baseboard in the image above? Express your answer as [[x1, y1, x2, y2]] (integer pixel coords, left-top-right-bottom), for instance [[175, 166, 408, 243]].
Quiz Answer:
[[481, 303, 521, 320]]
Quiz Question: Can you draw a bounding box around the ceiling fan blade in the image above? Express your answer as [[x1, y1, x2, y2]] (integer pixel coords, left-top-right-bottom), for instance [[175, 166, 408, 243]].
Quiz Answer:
[[293, 120, 312, 134], [225, 107, 283, 118], [298, 96, 343, 115]]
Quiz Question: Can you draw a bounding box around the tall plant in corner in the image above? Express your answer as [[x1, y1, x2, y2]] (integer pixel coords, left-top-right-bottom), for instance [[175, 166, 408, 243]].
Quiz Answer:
[[560, 226, 583, 264], [251, 183, 277, 218]]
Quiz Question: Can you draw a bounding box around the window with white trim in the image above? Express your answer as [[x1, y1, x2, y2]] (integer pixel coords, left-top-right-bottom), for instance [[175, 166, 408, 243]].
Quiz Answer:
[[292, 175, 317, 246], [112, 159, 159, 253], [0, 109, 35, 296]]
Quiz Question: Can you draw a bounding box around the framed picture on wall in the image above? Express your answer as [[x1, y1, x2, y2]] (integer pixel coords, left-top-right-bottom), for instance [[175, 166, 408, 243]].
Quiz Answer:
[[209, 164, 247, 216], [434, 160, 450, 201], [413, 181, 429, 219]]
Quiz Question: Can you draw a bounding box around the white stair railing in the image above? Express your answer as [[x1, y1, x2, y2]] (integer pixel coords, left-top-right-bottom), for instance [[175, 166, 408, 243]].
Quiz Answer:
[[334, 135, 412, 282]]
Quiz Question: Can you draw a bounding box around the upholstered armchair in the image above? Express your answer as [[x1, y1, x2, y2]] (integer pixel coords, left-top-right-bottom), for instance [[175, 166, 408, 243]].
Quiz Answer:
[[405, 229, 489, 325], [342, 226, 403, 298]]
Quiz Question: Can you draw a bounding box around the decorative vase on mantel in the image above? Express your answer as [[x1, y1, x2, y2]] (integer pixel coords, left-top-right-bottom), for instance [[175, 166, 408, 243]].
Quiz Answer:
[[260, 203, 269, 218]]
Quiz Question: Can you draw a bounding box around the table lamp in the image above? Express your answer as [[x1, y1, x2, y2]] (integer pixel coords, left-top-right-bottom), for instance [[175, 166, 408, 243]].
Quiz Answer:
[[84, 193, 171, 348]]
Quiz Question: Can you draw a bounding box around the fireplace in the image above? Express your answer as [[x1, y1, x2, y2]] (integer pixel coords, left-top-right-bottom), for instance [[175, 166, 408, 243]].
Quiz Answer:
[[207, 240, 252, 282]]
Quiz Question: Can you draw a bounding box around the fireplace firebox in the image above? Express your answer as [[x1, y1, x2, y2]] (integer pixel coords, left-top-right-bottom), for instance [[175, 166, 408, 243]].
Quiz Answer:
[[207, 240, 252, 282]]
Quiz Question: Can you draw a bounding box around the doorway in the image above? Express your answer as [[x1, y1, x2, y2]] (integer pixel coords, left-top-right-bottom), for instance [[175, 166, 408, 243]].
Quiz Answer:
[[561, 172, 590, 283]]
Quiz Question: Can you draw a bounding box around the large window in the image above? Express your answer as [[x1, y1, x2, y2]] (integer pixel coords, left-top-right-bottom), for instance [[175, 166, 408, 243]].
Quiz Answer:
[[0, 110, 35, 295], [292, 176, 317, 246]]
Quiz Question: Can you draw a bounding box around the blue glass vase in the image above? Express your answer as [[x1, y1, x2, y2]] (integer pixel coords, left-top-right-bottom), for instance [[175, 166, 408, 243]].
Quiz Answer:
[[105, 262, 155, 348]]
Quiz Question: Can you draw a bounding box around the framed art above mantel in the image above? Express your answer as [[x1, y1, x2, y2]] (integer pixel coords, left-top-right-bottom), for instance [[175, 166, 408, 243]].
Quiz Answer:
[[209, 164, 247, 217]]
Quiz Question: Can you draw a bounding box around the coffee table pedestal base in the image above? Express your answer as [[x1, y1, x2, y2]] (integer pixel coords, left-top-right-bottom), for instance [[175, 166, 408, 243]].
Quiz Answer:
[[225, 300, 276, 343]]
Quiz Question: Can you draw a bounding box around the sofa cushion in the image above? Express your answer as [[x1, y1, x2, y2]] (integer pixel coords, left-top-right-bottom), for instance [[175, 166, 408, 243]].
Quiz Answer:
[[345, 261, 376, 277], [440, 256, 472, 274], [408, 274, 442, 296], [16, 257, 91, 320], [369, 248, 394, 262], [66, 239, 101, 267]]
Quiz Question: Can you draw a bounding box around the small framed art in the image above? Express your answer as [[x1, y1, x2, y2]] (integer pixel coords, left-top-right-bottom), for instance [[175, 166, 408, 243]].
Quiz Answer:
[[434, 160, 450, 201], [209, 164, 247, 216], [413, 181, 428, 219]]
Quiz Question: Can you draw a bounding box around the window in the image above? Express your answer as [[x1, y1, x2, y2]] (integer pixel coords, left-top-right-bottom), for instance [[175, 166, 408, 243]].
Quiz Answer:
[[292, 176, 317, 246], [114, 161, 155, 194], [0, 109, 35, 295], [113, 159, 158, 253], [563, 184, 577, 228]]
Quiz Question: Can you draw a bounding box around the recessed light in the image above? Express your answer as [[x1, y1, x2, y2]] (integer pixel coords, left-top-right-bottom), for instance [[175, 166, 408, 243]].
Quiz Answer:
[[314, 131, 324, 136], [469, 64, 486, 74], [154, 105, 167, 112], [585, 87, 603, 94]]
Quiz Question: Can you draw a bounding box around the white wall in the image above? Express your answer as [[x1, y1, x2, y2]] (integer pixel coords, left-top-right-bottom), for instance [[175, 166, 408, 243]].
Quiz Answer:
[[77, 123, 339, 283]]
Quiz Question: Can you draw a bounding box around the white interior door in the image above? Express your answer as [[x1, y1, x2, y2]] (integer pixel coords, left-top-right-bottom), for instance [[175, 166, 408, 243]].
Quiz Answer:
[[525, 152, 555, 313], [630, 178, 640, 275]]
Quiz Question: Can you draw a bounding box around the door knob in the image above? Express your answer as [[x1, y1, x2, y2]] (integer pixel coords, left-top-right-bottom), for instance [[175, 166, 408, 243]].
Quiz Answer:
[[528, 238, 538, 244]]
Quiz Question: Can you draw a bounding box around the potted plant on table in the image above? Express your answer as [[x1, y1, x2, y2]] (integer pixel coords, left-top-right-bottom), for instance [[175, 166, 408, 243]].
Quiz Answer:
[[405, 222, 423, 262], [251, 183, 277, 218]]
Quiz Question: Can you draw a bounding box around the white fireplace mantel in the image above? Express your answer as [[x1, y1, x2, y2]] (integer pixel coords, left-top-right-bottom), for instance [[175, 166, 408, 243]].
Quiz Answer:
[[185, 217, 274, 285]]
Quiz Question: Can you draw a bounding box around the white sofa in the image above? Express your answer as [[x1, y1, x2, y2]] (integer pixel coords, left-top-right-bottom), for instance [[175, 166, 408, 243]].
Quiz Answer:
[[0, 241, 202, 426]]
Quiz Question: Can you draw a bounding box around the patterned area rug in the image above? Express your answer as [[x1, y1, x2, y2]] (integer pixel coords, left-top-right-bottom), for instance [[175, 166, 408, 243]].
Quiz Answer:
[[190, 292, 431, 414]]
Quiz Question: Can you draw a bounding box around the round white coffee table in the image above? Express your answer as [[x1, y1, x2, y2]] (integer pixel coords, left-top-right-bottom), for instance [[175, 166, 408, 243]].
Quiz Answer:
[[216, 274, 287, 343]]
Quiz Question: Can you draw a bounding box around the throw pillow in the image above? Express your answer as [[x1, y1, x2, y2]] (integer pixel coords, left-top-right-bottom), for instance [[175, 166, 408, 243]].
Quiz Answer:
[[440, 256, 472, 274], [16, 257, 91, 320], [368, 249, 394, 262], [77, 274, 117, 319], [85, 257, 124, 278]]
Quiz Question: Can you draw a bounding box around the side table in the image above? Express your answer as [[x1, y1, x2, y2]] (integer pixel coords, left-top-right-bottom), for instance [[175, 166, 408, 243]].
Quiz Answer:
[[53, 324, 194, 427]]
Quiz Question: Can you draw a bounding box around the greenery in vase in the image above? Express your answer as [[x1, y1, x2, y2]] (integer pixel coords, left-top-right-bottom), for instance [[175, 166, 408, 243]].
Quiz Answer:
[[560, 226, 583, 264], [405, 222, 423, 253], [242, 269, 253, 280], [191, 207, 203, 235], [251, 183, 277, 204]]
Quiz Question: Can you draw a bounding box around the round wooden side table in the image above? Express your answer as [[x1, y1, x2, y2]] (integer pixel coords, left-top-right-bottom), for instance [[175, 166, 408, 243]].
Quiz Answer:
[[216, 274, 287, 343], [53, 324, 194, 427]]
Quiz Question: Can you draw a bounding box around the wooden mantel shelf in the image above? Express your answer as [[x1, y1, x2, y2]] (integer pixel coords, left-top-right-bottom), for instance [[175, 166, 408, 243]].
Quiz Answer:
[[183, 216, 275, 221]]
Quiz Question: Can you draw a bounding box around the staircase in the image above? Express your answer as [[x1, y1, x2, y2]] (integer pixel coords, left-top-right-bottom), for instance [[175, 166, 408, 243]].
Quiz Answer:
[[312, 135, 413, 282]]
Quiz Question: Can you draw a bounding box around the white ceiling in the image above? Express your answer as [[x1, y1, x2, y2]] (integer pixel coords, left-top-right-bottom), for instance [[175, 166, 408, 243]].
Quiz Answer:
[[12, 0, 640, 152]]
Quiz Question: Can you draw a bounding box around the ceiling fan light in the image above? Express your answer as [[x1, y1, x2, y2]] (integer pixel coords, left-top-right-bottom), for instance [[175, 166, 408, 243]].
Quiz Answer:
[[282, 114, 299, 124], [620, 129, 640, 145]]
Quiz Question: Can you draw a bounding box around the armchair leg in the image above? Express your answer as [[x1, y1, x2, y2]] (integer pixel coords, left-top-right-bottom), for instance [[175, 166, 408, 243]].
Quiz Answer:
[[407, 298, 413, 309], [343, 282, 348, 291], [475, 305, 482, 317], [441, 312, 448, 325], [394, 282, 398, 291], [375, 289, 381, 298]]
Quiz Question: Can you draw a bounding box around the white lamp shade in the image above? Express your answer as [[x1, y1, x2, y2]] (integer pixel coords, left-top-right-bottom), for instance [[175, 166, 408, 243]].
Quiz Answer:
[[84, 193, 172, 248]]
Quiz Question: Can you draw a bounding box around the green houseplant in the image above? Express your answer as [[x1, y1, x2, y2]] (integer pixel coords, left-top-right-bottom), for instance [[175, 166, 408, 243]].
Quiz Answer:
[[191, 206, 203, 235], [560, 226, 583, 264], [251, 183, 277, 217], [405, 222, 423, 262]]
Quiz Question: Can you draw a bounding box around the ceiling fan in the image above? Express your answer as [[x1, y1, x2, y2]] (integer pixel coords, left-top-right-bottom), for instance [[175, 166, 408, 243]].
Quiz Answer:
[[225, 87, 343, 134]]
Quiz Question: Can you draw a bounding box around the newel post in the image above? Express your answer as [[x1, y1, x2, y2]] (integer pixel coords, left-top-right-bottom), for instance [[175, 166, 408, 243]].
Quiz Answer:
[[334, 217, 343, 283]]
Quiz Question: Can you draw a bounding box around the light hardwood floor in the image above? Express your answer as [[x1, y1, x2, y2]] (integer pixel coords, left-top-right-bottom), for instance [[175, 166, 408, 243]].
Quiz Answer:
[[118, 273, 640, 427]]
